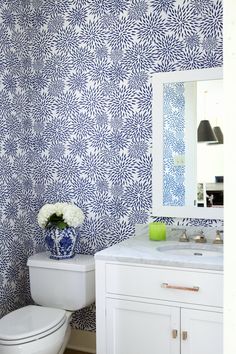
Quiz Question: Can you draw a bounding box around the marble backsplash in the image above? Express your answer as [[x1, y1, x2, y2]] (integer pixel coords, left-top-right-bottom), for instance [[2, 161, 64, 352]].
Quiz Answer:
[[135, 222, 224, 242]]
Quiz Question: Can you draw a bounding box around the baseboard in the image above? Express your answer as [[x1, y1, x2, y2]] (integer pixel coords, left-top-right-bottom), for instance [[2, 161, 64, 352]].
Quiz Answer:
[[67, 344, 96, 353], [67, 329, 96, 353]]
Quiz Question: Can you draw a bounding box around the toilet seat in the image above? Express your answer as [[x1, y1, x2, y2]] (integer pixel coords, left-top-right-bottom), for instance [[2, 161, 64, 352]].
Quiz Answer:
[[0, 305, 66, 346]]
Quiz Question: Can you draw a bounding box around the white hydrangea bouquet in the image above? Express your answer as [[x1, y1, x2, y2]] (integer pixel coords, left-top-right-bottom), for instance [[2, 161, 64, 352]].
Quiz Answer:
[[38, 202, 85, 230], [37, 202, 85, 260]]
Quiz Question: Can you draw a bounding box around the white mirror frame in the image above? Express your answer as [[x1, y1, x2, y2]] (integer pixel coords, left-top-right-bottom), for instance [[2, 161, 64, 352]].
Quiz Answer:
[[152, 67, 223, 219]]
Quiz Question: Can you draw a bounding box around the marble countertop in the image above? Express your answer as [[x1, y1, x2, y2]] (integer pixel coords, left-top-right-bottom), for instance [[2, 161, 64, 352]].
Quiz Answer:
[[95, 234, 223, 271]]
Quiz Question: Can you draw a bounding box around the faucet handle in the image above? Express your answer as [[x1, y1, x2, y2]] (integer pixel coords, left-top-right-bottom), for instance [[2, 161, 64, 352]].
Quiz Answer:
[[179, 229, 189, 242], [171, 228, 189, 242], [213, 230, 223, 244]]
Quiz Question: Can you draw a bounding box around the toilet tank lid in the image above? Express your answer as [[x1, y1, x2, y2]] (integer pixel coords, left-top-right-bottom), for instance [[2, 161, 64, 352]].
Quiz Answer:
[[27, 252, 95, 271]]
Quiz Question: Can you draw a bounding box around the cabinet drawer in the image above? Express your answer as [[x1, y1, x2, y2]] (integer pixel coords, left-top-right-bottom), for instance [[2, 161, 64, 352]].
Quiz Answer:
[[106, 264, 223, 308]]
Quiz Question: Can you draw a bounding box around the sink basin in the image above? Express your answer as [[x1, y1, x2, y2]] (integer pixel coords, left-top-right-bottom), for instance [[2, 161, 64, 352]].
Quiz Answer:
[[157, 245, 223, 258]]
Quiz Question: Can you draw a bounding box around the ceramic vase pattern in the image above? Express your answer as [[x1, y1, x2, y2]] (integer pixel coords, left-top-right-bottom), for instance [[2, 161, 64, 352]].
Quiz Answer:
[[45, 227, 78, 260]]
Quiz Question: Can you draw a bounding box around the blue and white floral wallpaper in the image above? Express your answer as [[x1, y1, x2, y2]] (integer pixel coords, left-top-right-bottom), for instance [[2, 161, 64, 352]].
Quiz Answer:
[[0, 0, 223, 331], [163, 82, 185, 206]]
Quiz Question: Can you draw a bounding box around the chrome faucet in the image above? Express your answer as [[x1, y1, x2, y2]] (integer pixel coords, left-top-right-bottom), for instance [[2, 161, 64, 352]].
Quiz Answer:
[[213, 230, 223, 244], [194, 230, 207, 243]]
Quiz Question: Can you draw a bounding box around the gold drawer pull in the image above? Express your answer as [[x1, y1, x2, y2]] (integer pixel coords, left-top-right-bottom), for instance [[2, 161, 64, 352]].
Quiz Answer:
[[161, 283, 199, 292], [182, 331, 188, 340], [172, 329, 178, 339]]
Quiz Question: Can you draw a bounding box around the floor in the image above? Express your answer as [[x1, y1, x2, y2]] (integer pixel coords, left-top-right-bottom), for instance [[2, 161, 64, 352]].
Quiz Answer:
[[64, 350, 88, 354]]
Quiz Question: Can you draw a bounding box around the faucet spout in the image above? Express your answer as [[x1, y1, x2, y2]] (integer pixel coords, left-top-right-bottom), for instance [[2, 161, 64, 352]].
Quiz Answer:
[[194, 231, 207, 243]]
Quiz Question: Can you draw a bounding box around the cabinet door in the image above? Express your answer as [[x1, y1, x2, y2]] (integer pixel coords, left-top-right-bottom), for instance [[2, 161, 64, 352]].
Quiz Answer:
[[181, 308, 223, 354], [106, 298, 180, 354]]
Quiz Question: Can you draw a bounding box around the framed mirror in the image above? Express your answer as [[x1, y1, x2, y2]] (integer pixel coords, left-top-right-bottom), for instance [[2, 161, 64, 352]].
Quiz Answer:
[[152, 67, 223, 219]]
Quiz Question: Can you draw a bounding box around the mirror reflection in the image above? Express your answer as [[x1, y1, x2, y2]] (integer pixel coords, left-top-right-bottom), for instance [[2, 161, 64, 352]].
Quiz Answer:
[[197, 80, 223, 208], [163, 79, 223, 209]]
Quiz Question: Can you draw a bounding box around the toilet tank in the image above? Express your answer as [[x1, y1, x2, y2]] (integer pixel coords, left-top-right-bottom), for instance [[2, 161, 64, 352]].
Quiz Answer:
[[27, 252, 95, 311]]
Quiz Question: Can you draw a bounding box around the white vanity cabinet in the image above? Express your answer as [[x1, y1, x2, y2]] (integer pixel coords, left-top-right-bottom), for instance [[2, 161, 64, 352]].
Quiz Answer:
[[95, 261, 223, 354], [106, 299, 180, 354]]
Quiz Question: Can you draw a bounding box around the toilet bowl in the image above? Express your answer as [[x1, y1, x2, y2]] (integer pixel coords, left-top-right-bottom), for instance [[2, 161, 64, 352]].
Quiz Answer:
[[0, 305, 71, 354], [0, 253, 95, 354]]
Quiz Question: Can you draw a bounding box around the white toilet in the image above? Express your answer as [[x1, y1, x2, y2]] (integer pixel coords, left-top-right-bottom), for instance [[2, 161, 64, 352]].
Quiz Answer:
[[0, 252, 95, 354]]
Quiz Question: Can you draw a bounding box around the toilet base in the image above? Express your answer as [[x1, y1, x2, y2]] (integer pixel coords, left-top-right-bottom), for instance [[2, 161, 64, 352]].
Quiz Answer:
[[58, 325, 71, 354]]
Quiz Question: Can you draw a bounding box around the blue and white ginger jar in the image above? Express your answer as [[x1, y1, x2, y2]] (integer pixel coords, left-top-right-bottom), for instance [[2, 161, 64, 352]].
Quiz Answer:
[[44, 226, 78, 260]]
